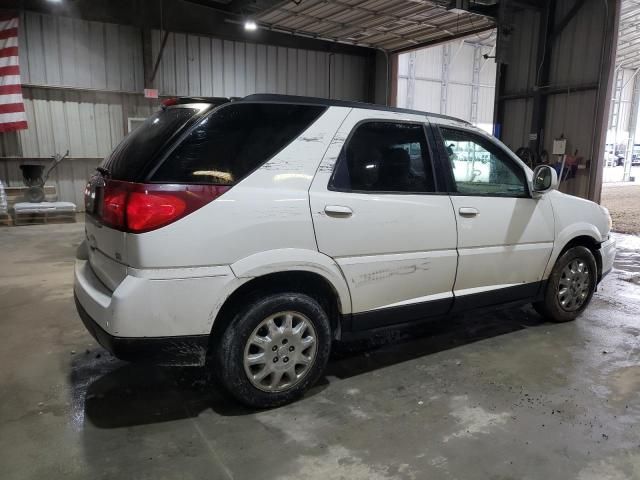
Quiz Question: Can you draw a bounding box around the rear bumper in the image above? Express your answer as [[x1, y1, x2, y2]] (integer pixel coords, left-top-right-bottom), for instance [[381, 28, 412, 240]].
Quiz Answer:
[[73, 257, 238, 365], [75, 295, 209, 366]]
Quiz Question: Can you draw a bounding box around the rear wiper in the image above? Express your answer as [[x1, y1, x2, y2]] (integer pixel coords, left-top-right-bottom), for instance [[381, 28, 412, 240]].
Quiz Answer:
[[96, 167, 110, 178]]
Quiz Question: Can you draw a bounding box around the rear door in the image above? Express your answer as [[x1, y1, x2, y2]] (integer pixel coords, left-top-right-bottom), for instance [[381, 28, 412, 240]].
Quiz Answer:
[[435, 124, 555, 308], [309, 109, 458, 330]]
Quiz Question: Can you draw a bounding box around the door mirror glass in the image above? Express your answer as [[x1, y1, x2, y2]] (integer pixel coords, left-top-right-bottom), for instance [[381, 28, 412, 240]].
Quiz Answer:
[[532, 165, 558, 193]]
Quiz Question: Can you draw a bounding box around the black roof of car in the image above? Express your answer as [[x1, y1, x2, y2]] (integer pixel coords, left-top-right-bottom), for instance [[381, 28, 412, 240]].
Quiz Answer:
[[167, 94, 470, 125], [241, 94, 470, 124]]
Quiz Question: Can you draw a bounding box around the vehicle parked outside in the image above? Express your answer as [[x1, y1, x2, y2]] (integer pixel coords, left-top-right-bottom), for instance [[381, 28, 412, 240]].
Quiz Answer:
[[603, 151, 624, 167], [75, 94, 616, 407]]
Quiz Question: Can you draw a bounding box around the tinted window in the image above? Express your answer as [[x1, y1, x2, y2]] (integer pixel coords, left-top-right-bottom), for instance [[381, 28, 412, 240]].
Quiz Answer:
[[441, 128, 527, 197], [102, 107, 199, 180], [151, 103, 326, 184], [331, 122, 435, 193]]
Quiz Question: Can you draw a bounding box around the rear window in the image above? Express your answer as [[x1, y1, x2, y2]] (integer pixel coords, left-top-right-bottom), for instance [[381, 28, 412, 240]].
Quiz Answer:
[[101, 107, 200, 180], [150, 103, 326, 184]]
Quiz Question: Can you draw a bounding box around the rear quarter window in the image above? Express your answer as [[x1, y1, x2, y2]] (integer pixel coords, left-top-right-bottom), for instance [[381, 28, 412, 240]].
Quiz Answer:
[[102, 107, 200, 181], [150, 103, 326, 184]]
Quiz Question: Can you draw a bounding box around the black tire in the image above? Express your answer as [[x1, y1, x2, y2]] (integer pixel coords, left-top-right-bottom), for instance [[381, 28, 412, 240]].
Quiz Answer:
[[213, 292, 331, 408], [533, 246, 597, 323]]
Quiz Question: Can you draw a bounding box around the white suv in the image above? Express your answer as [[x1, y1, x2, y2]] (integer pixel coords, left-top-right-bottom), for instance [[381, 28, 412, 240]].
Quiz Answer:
[[74, 94, 616, 407]]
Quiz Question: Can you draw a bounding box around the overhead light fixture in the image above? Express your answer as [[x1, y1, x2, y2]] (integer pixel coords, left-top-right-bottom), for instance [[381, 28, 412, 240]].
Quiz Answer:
[[244, 20, 258, 31], [47, 0, 63, 3]]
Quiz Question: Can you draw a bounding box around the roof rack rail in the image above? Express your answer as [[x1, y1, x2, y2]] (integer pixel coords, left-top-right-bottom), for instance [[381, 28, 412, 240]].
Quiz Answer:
[[162, 96, 230, 107], [239, 93, 470, 124]]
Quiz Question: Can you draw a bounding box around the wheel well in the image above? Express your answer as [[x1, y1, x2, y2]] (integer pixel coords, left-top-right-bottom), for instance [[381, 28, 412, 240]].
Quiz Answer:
[[210, 271, 343, 346], [560, 235, 602, 279]]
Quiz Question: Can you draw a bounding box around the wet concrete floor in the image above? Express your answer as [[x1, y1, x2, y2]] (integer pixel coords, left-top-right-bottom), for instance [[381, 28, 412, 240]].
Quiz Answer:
[[1, 223, 640, 479]]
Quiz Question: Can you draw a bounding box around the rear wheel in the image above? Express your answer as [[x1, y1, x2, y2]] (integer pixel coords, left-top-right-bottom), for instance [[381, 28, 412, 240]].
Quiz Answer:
[[533, 246, 597, 322], [214, 292, 331, 408]]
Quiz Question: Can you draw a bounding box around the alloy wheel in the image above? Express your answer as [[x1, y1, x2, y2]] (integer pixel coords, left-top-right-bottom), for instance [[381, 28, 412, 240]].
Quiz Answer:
[[557, 259, 591, 312], [243, 311, 318, 392]]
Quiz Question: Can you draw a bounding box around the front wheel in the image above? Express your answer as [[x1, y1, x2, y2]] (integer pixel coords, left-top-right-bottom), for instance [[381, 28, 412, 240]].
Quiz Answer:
[[214, 292, 331, 408], [533, 246, 597, 323]]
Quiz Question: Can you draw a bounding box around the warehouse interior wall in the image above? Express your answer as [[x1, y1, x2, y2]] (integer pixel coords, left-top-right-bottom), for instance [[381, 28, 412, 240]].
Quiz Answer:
[[0, 9, 372, 207], [374, 50, 390, 106], [1, 1, 621, 206], [147, 30, 368, 100], [495, 0, 619, 202]]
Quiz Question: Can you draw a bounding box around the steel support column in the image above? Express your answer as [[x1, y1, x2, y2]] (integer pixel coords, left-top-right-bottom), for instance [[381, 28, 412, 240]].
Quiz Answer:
[[624, 73, 640, 181], [441, 43, 451, 115], [530, 0, 556, 154], [471, 43, 482, 125], [406, 51, 417, 109], [389, 53, 399, 106], [609, 67, 625, 131], [588, 0, 622, 203]]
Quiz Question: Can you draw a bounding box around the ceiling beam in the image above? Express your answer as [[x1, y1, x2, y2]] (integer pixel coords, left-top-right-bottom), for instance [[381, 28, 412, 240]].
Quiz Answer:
[[550, 0, 586, 40], [226, 0, 284, 15], [389, 23, 495, 54]]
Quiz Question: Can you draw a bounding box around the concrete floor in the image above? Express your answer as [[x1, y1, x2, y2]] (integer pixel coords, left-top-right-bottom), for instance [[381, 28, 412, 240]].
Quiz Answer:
[[1, 223, 640, 480]]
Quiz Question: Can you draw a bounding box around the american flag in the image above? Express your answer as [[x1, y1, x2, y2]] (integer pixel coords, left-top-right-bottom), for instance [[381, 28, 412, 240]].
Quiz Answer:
[[0, 14, 27, 133]]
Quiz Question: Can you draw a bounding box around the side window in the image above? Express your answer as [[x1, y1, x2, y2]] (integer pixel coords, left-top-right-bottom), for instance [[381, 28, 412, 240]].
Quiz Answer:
[[152, 103, 325, 184], [330, 122, 435, 193], [441, 128, 528, 197]]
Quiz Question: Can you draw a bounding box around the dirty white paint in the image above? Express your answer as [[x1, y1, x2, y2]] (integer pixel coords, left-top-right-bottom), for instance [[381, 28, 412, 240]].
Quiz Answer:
[[309, 108, 459, 313], [75, 101, 616, 355]]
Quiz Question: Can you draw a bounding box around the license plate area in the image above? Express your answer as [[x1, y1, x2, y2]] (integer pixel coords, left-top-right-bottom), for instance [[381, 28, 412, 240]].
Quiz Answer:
[[84, 174, 105, 216]]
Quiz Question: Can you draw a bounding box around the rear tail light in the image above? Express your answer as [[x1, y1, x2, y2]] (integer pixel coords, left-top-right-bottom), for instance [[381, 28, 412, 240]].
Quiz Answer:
[[126, 191, 186, 232], [87, 180, 229, 233], [102, 182, 128, 228]]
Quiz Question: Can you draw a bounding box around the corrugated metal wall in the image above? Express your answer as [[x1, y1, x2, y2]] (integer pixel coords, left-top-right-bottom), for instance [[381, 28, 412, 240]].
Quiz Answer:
[[150, 30, 367, 100], [498, 0, 615, 200], [396, 36, 496, 131], [1, 88, 158, 159], [499, 6, 540, 151], [0, 10, 369, 208], [16, 11, 368, 101], [19, 12, 144, 93]]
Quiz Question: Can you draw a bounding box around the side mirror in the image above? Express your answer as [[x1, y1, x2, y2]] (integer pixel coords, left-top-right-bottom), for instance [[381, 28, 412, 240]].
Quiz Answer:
[[531, 165, 558, 194]]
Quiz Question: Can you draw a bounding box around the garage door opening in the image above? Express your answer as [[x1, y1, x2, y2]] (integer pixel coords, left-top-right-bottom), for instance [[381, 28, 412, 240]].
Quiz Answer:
[[600, 0, 640, 236], [395, 30, 497, 134]]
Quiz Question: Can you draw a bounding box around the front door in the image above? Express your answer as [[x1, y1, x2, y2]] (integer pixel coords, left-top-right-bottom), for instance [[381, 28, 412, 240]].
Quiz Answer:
[[309, 109, 459, 330], [436, 126, 555, 308]]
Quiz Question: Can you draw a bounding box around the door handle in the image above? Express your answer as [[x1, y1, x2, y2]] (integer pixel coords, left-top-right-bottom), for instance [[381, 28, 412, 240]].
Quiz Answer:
[[458, 207, 479, 217], [324, 205, 353, 217]]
